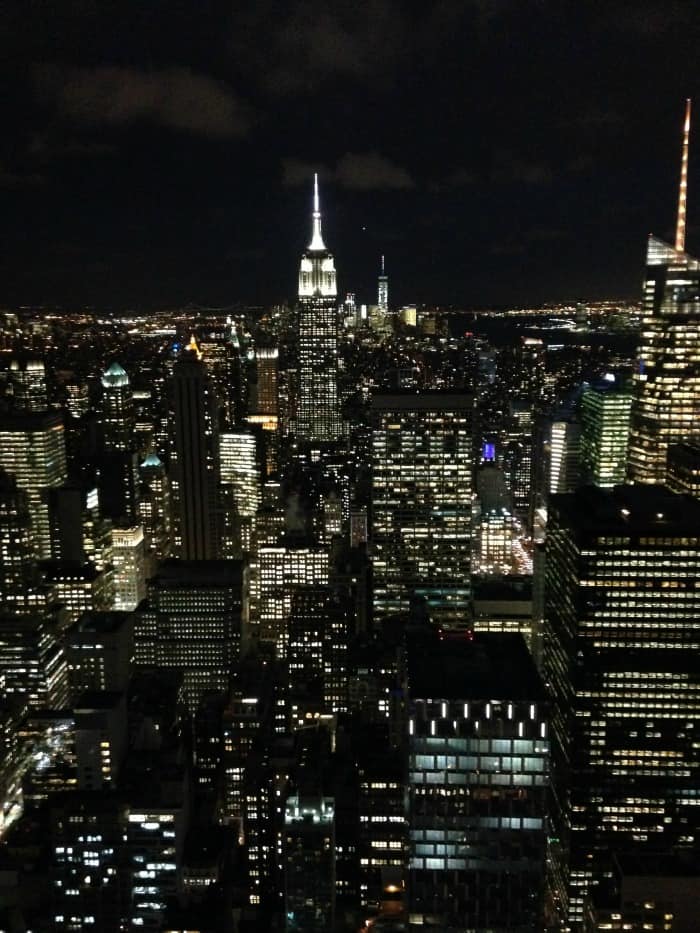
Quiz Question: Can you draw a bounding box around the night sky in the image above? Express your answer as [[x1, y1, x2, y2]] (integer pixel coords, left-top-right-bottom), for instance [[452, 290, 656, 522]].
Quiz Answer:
[[1, 1, 698, 310]]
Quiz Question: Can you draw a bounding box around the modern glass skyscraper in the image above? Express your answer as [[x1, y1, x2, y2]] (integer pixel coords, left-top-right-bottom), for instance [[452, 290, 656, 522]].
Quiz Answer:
[[371, 391, 473, 626], [580, 381, 633, 487], [297, 175, 341, 442], [628, 236, 700, 484], [101, 362, 135, 452], [544, 485, 700, 927], [629, 101, 700, 484], [406, 629, 550, 931], [0, 410, 67, 559]]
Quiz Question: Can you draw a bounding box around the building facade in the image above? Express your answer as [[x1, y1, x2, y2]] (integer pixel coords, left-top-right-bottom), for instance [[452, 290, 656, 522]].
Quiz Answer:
[[544, 485, 700, 927], [580, 382, 633, 487], [371, 392, 473, 626]]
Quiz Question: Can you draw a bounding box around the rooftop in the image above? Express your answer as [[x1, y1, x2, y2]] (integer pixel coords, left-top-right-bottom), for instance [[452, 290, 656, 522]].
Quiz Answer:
[[551, 484, 700, 535], [371, 390, 473, 411], [151, 559, 243, 588], [75, 610, 132, 634], [407, 630, 545, 701]]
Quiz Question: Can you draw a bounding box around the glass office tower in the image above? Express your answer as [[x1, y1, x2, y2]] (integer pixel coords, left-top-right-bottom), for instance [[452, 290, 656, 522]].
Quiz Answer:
[[580, 381, 633, 487], [371, 391, 473, 627], [544, 485, 700, 927], [628, 237, 700, 484]]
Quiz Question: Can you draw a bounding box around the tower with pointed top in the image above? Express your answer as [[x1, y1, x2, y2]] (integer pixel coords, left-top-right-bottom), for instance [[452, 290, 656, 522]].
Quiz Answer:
[[377, 255, 388, 311], [297, 174, 342, 442], [171, 344, 221, 559], [628, 99, 700, 484]]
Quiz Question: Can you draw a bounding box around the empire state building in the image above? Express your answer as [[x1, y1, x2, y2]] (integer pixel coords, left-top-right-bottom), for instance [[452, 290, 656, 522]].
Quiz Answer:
[[297, 174, 342, 442]]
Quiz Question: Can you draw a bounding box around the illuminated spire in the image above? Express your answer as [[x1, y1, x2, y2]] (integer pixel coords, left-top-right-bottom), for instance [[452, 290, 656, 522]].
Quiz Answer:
[[675, 98, 692, 252], [186, 333, 202, 359], [308, 172, 326, 251]]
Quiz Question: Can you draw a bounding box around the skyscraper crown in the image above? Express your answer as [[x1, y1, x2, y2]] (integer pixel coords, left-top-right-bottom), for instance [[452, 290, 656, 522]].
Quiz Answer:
[[308, 173, 326, 252]]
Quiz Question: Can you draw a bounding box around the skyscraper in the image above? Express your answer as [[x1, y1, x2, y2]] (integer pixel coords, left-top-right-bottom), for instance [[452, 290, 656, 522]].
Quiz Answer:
[[666, 440, 700, 499], [628, 100, 700, 484], [544, 485, 700, 926], [297, 175, 341, 442], [9, 358, 48, 412], [284, 796, 336, 932], [254, 347, 279, 418], [134, 559, 243, 713], [580, 380, 634, 487], [138, 452, 172, 565], [378, 255, 388, 311], [549, 417, 581, 494], [219, 429, 260, 555], [371, 392, 473, 626], [171, 340, 221, 560], [0, 470, 46, 615], [0, 410, 67, 559], [406, 629, 550, 931], [101, 362, 135, 452], [111, 524, 146, 611]]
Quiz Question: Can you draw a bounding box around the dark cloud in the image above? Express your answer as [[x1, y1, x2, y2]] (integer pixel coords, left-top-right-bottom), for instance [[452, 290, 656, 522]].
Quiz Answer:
[[490, 226, 569, 257], [336, 153, 415, 190], [34, 65, 251, 138], [605, 1, 698, 36], [0, 164, 45, 189], [493, 151, 553, 186], [28, 133, 116, 160], [229, 0, 411, 95], [283, 152, 415, 191]]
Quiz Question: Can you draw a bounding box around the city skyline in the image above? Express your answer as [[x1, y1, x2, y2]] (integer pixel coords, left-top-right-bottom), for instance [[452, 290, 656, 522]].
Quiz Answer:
[[1, 3, 698, 309], [0, 7, 699, 932]]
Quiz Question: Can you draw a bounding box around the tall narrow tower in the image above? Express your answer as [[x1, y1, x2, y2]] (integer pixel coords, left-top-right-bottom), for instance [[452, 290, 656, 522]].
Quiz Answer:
[[628, 99, 700, 484], [377, 255, 388, 311], [171, 340, 221, 559], [297, 174, 341, 442]]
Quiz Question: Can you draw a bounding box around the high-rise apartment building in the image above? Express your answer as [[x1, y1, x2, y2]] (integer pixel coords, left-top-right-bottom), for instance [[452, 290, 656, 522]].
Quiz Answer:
[[297, 175, 341, 442], [628, 101, 700, 484], [371, 392, 473, 626], [171, 342, 221, 560], [580, 381, 633, 487], [0, 410, 67, 559], [544, 485, 700, 927]]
